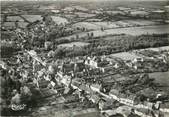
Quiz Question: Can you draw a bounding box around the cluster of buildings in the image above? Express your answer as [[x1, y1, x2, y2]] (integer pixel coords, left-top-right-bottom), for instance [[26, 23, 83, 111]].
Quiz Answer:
[[32, 48, 168, 116], [1, 2, 169, 117]]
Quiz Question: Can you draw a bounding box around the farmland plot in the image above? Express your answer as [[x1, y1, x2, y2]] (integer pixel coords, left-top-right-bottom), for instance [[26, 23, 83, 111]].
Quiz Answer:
[[60, 24, 169, 40], [72, 22, 100, 30], [74, 12, 95, 18], [93, 24, 169, 37], [7, 16, 24, 22], [91, 22, 119, 28], [110, 52, 141, 61], [58, 42, 89, 48], [123, 20, 158, 26], [115, 21, 133, 27], [21, 15, 43, 22], [149, 71, 169, 86], [17, 22, 29, 28], [51, 16, 69, 25]]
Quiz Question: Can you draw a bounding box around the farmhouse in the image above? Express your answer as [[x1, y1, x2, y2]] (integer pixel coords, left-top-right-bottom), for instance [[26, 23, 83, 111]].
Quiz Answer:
[[85, 56, 98, 68]]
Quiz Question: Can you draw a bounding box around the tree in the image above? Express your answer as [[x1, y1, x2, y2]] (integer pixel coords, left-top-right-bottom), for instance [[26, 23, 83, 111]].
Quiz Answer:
[[54, 48, 66, 58]]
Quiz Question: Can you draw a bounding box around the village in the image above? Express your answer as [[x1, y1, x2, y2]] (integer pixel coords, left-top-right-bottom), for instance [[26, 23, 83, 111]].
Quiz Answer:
[[1, 0, 169, 117]]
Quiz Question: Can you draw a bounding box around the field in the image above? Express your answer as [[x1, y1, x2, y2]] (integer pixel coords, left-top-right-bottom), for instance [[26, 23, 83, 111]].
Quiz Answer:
[[149, 71, 169, 86], [73, 20, 158, 31], [21, 15, 43, 22], [6, 16, 24, 22], [61, 24, 169, 40], [72, 22, 101, 30], [74, 12, 95, 18], [139, 46, 169, 52], [90, 22, 119, 29], [110, 52, 141, 61], [58, 42, 89, 48], [88, 24, 169, 36], [51, 16, 69, 25], [17, 22, 29, 28], [100, 20, 157, 28], [2, 22, 15, 27], [123, 20, 158, 26]]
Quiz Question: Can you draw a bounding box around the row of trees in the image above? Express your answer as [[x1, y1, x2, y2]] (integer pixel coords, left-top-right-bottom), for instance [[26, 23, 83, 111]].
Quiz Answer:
[[53, 34, 169, 58]]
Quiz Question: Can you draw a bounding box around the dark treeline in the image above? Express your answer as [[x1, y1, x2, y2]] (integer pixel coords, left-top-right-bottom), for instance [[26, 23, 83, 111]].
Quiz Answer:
[[53, 34, 169, 58]]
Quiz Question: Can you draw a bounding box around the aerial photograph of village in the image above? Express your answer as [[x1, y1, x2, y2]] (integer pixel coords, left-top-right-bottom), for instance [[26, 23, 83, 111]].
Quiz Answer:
[[0, 0, 169, 116]]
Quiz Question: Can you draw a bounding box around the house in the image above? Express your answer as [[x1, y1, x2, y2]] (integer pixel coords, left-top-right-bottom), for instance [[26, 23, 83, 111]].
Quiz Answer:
[[44, 41, 53, 50], [133, 63, 143, 70], [60, 75, 71, 87], [133, 57, 144, 63], [62, 63, 74, 73], [98, 99, 115, 111], [0, 61, 7, 70], [89, 94, 100, 103], [85, 57, 98, 68], [125, 60, 133, 68], [113, 63, 121, 69], [64, 94, 79, 104], [101, 110, 121, 117], [74, 61, 85, 73], [134, 108, 151, 117], [109, 89, 120, 101], [119, 94, 138, 106], [90, 83, 102, 92], [160, 102, 169, 113], [79, 84, 92, 94], [72, 78, 84, 88]]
